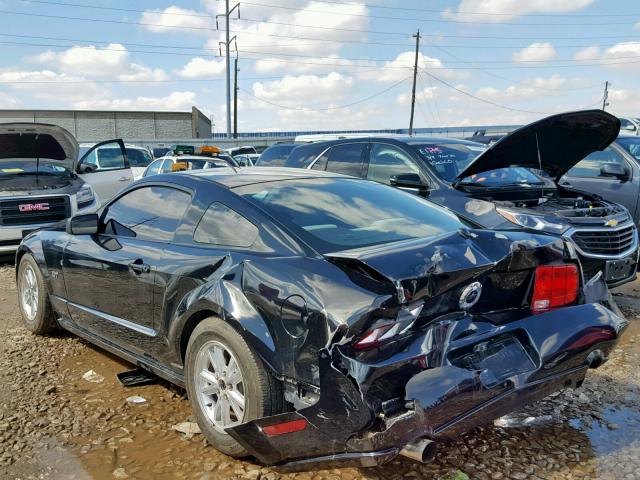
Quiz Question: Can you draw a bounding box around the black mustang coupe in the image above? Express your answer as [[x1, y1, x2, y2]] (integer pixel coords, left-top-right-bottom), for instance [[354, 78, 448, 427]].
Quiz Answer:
[[16, 168, 627, 467]]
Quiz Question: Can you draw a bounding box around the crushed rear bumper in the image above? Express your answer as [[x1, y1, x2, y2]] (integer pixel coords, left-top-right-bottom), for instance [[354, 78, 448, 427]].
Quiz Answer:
[[228, 303, 628, 467]]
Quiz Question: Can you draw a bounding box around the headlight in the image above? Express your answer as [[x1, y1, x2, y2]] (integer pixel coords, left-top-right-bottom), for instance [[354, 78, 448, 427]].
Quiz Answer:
[[76, 184, 95, 206], [496, 207, 569, 234]]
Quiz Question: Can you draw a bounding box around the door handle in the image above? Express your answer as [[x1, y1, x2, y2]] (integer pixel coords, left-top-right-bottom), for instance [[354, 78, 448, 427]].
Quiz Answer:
[[128, 260, 151, 274], [119, 176, 131, 182], [560, 181, 571, 187]]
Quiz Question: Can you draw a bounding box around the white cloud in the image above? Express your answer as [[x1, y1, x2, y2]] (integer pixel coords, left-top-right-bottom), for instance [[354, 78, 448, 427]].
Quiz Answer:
[[29, 44, 167, 81], [253, 55, 362, 75], [74, 91, 198, 111], [177, 57, 225, 79], [606, 89, 640, 116], [0, 69, 108, 103], [397, 86, 438, 105], [361, 51, 465, 82], [574, 46, 601, 61], [444, 0, 594, 22], [252, 72, 352, 106], [140, 6, 209, 33], [513, 43, 556, 62], [573, 42, 640, 71]]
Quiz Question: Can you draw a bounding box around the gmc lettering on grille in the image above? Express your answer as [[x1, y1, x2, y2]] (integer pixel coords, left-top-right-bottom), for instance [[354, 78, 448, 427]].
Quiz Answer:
[[18, 203, 50, 212]]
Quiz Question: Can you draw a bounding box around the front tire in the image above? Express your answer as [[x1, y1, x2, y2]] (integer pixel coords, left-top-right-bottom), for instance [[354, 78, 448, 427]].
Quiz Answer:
[[17, 254, 58, 334], [185, 317, 282, 457]]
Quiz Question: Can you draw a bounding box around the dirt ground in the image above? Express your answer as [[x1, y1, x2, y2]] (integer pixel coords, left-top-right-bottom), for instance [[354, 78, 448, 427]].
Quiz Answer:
[[0, 263, 638, 480]]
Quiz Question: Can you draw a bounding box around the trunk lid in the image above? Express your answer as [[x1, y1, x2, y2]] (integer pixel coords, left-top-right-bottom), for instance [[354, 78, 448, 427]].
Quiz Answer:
[[455, 110, 620, 181], [0, 123, 79, 171], [326, 229, 565, 304]]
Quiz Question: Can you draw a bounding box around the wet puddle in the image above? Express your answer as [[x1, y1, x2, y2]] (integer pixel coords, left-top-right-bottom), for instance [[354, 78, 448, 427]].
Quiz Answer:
[[36, 317, 640, 480]]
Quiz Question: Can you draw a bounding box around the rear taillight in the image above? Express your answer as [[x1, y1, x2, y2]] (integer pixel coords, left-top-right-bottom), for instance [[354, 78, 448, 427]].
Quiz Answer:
[[531, 264, 579, 314], [262, 418, 307, 437]]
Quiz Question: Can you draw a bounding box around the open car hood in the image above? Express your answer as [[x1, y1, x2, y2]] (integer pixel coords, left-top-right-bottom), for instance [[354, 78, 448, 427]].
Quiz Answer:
[[455, 110, 620, 181], [0, 123, 79, 170]]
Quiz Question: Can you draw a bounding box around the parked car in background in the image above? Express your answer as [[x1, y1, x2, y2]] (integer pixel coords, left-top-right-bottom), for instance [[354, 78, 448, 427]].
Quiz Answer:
[[226, 146, 257, 156], [79, 143, 153, 182], [560, 135, 640, 221], [0, 123, 119, 253], [153, 147, 171, 158], [284, 110, 638, 287], [17, 167, 626, 467], [143, 149, 238, 178], [234, 153, 259, 167], [618, 117, 640, 136], [464, 130, 506, 145], [255, 143, 297, 167]]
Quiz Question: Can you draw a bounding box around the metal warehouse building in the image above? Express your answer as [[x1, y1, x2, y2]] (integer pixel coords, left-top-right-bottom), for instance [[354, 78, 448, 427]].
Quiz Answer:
[[0, 106, 212, 142]]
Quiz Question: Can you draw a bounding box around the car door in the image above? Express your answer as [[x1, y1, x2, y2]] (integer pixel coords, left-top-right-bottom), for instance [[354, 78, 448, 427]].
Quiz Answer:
[[78, 139, 133, 203], [561, 145, 640, 221], [364, 143, 423, 186], [62, 184, 192, 354], [311, 142, 367, 177]]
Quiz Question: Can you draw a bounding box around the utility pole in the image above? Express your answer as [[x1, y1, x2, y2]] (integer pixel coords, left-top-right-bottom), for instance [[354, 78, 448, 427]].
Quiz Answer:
[[217, 1, 239, 139], [409, 30, 421, 136], [602, 81, 610, 111], [233, 57, 239, 138]]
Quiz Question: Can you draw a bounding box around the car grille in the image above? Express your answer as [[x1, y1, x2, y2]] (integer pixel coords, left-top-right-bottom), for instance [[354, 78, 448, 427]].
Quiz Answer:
[[571, 225, 636, 256], [0, 196, 70, 226]]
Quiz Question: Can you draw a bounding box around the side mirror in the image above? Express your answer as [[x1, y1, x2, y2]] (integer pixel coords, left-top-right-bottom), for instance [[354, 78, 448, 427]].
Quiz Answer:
[[66, 213, 99, 235], [390, 173, 427, 191], [77, 163, 96, 174], [600, 163, 629, 181], [621, 125, 637, 132]]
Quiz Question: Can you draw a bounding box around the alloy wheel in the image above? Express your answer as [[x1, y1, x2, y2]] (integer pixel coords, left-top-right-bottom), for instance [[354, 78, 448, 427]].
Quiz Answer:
[[20, 265, 38, 322], [194, 340, 246, 433]]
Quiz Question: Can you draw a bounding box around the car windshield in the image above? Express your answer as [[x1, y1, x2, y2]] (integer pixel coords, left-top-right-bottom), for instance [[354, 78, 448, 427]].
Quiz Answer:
[[617, 138, 640, 161], [0, 159, 69, 176], [256, 145, 296, 167], [238, 177, 467, 253], [127, 148, 153, 167], [412, 143, 485, 181]]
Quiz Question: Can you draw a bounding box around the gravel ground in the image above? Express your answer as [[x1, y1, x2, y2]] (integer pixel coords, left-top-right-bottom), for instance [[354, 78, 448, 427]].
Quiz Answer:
[[0, 263, 638, 480]]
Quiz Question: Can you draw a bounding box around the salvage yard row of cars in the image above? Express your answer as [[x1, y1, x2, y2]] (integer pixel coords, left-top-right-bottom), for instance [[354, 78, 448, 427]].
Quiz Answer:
[[6, 110, 635, 467]]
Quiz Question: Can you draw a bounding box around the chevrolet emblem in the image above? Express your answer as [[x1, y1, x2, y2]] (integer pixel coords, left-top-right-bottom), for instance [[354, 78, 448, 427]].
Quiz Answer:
[[604, 219, 619, 227]]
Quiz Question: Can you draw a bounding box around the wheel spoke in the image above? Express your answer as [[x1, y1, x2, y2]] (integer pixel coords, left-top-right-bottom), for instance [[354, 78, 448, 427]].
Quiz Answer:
[[219, 397, 232, 426], [227, 390, 245, 419], [226, 358, 242, 386], [209, 346, 227, 374]]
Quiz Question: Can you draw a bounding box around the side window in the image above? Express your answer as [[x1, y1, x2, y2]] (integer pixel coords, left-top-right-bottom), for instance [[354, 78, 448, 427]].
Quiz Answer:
[[95, 147, 126, 170], [127, 149, 153, 167], [83, 149, 99, 168], [367, 144, 420, 185], [194, 203, 258, 248], [102, 186, 191, 242], [145, 159, 163, 177], [567, 147, 626, 178], [323, 143, 366, 177]]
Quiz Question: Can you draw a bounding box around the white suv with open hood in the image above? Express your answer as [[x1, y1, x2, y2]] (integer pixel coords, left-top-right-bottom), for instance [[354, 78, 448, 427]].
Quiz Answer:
[[0, 123, 128, 253]]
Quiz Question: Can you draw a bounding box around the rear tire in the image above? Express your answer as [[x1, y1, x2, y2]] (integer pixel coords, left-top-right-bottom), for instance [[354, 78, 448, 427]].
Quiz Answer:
[[17, 254, 58, 334], [185, 317, 282, 457]]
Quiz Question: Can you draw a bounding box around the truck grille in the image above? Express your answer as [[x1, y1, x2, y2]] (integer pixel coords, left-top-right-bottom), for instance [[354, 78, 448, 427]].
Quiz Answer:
[[571, 225, 636, 256], [0, 196, 70, 226]]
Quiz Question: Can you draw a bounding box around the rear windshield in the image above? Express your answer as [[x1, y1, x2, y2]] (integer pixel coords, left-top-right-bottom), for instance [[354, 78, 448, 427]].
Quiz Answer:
[[237, 177, 466, 253], [412, 143, 485, 182], [617, 137, 640, 161], [256, 145, 296, 167]]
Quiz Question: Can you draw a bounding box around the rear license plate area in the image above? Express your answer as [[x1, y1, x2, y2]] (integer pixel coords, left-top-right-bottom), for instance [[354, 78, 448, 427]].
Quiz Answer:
[[605, 257, 636, 282], [448, 334, 536, 386]]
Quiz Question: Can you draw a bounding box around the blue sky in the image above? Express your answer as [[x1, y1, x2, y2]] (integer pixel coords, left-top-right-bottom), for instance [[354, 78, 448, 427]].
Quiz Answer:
[[0, 0, 639, 132]]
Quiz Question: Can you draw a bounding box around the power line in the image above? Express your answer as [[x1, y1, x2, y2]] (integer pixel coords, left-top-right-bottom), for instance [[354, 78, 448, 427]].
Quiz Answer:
[[241, 0, 639, 17], [23, 0, 640, 26], [5, 9, 640, 41], [239, 77, 409, 111], [0, 76, 283, 84]]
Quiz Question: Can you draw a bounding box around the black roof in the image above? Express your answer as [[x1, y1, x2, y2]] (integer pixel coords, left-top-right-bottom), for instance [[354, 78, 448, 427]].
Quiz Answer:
[[180, 166, 347, 188]]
